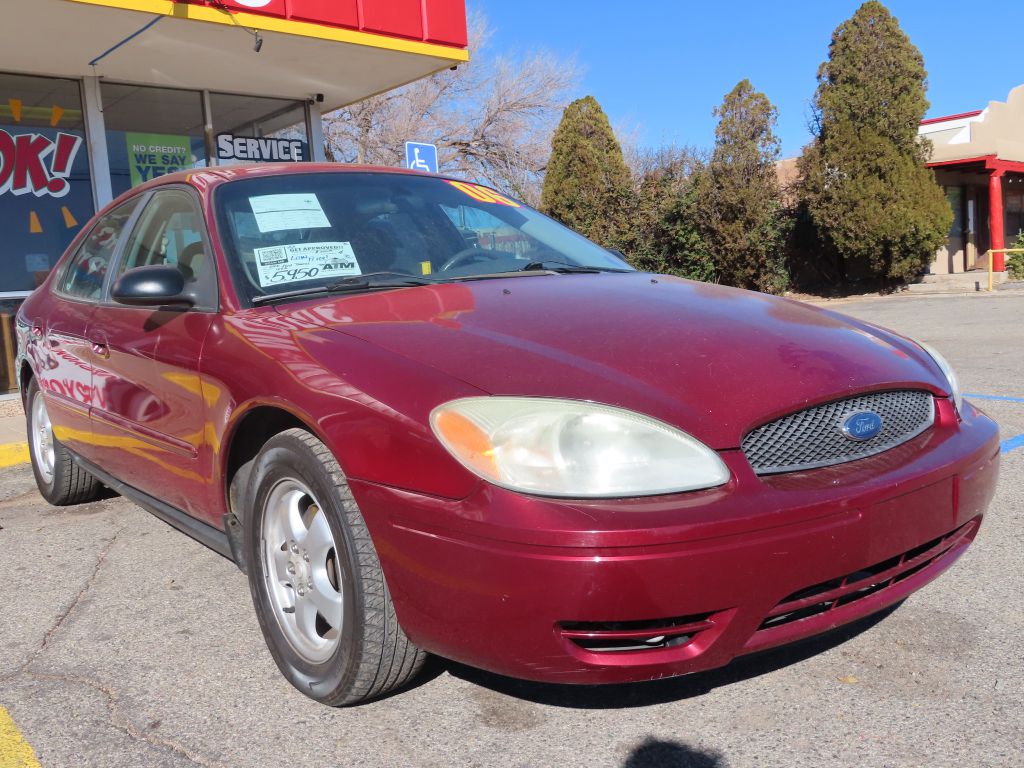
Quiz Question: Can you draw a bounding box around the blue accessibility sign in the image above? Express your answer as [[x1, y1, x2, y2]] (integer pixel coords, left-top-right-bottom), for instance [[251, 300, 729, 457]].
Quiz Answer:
[[405, 141, 438, 173]]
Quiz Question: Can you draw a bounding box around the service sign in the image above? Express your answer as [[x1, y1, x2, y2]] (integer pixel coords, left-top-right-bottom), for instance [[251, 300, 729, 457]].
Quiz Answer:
[[217, 134, 306, 163]]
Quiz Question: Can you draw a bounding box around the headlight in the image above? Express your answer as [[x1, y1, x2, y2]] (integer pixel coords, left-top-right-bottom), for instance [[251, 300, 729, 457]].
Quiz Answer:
[[918, 342, 962, 413], [430, 397, 730, 498]]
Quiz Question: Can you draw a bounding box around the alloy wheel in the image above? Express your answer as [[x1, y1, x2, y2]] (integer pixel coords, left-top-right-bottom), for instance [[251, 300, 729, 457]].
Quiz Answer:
[[30, 391, 55, 485], [260, 478, 344, 664]]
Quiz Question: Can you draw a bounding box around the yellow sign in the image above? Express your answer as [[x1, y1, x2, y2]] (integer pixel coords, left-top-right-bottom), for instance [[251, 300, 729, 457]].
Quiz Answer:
[[445, 181, 521, 208]]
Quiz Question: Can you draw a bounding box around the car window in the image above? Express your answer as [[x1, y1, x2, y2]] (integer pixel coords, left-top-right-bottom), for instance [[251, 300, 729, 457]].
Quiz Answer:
[[116, 189, 217, 310], [215, 173, 633, 304], [59, 198, 141, 301], [440, 203, 533, 258]]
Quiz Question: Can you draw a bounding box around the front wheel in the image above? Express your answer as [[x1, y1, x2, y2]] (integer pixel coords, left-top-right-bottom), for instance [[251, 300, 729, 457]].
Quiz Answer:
[[26, 379, 102, 506], [244, 428, 425, 705]]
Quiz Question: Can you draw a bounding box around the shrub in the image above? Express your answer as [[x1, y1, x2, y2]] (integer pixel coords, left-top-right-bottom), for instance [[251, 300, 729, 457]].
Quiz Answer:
[[1008, 231, 1024, 281]]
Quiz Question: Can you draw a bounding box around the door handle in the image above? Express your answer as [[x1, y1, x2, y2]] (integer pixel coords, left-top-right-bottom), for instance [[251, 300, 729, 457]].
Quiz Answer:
[[90, 341, 110, 359]]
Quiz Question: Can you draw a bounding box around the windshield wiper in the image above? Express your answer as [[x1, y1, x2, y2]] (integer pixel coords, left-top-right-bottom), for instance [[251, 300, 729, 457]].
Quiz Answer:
[[519, 260, 631, 274], [325, 273, 436, 293], [446, 260, 634, 282], [251, 272, 435, 305]]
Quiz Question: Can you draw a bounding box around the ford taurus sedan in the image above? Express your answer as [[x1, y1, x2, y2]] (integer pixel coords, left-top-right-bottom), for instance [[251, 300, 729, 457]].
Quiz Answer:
[[17, 165, 999, 705]]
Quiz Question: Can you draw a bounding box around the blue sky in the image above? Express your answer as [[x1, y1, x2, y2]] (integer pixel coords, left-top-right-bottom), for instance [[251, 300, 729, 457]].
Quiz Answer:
[[470, 1, 1023, 158]]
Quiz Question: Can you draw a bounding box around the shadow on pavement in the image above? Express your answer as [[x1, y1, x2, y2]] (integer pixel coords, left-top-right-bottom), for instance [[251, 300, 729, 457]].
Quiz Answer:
[[437, 603, 901, 709], [624, 738, 723, 767]]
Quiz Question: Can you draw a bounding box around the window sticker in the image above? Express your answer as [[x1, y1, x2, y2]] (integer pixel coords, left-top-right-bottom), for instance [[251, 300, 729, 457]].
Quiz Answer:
[[253, 242, 361, 287], [249, 193, 331, 233], [444, 180, 521, 208]]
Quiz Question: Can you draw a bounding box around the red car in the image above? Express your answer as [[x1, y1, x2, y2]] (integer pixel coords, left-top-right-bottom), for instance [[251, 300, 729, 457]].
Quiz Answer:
[[17, 165, 999, 705]]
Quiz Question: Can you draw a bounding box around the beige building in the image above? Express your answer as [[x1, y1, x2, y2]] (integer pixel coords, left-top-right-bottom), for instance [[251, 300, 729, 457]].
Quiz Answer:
[[918, 84, 1024, 275]]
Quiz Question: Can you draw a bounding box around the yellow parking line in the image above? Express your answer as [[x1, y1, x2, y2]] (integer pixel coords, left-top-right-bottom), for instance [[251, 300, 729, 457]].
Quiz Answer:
[[0, 443, 29, 468], [0, 707, 42, 768]]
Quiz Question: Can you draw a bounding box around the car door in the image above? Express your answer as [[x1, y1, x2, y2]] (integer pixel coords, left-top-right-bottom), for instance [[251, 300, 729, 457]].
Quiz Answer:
[[86, 187, 219, 522], [34, 198, 142, 461]]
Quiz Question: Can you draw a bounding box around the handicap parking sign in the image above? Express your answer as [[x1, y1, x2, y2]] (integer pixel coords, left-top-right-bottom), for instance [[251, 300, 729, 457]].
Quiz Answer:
[[405, 141, 438, 173]]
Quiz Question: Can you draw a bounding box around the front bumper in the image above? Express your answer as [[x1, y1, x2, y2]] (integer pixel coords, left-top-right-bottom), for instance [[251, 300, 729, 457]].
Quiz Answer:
[[351, 399, 1000, 684]]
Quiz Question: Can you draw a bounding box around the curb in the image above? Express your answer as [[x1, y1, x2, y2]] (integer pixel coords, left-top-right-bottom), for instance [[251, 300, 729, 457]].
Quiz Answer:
[[0, 443, 29, 468]]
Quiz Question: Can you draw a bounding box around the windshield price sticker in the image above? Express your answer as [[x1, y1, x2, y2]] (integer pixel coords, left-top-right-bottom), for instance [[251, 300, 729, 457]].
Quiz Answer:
[[253, 242, 361, 287], [445, 180, 521, 208], [249, 193, 331, 233]]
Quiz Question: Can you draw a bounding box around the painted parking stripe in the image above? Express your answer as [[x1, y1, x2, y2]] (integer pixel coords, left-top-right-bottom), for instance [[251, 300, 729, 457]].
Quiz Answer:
[[966, 393, 1024, 404], [0, 443, 29, 468], [963, 394, 1024, 453], [0, 707, 42, 768], [1000, 435, 1024, 455]]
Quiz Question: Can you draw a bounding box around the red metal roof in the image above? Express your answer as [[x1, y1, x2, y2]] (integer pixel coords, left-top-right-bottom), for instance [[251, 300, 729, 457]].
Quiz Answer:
[[919, 110, 982, 126], [180, 0, 468, 48]]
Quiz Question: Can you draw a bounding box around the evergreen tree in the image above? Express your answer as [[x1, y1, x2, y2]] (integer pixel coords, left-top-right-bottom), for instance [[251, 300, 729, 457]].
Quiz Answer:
[[626, 168, 715, 282], [799, 1, 951, 283], [541, 96, 633, 247], [694, 80, 789, 293]]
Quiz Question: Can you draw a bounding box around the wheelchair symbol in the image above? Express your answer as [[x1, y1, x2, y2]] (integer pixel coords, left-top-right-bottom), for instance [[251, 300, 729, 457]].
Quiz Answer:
[[410, 147, 431, 172]]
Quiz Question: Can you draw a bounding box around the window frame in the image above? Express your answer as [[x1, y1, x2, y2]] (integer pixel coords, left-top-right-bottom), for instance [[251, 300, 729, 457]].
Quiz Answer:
[[53, 195, 147, 306], [105, 185, 220, 313]]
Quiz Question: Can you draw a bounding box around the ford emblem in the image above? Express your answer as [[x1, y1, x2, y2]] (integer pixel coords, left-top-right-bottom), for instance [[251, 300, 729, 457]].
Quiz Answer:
[[840, 411, 884, 441]]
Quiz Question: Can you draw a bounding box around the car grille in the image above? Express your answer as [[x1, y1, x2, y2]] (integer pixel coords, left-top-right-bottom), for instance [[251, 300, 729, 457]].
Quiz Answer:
[[741, 390, 935, 475], [756, 520, 976, 633]]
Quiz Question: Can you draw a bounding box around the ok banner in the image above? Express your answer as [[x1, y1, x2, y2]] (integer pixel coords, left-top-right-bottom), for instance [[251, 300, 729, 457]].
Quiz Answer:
[[0, 129, 83, 198]]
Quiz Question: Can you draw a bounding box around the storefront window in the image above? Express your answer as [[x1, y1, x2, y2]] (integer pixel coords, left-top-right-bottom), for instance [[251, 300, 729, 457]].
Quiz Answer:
[[209, 93, 308, 165], [0, 297, 24, 394], [0, 72, 94, 293], [1004, 183, 1024, 243], [945, 186, 964, 237], [102, 83, 208, 197], [0, 72, 95, 394]]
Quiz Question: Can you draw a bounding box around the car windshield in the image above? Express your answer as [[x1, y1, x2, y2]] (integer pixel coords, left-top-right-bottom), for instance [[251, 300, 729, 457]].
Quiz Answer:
[[214, 172, 632, 304]]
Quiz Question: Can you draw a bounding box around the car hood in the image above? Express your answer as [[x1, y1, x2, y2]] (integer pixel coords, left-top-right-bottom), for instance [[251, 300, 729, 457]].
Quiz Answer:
[[275, 273, 947, 449]]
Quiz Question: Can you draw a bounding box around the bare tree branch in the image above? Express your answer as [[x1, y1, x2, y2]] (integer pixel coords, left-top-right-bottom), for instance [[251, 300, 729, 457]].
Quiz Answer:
[[322, 12, 579, 205]]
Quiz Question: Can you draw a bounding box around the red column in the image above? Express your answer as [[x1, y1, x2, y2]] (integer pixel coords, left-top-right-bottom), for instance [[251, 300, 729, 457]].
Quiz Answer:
[[989, 169, 1006, 271]]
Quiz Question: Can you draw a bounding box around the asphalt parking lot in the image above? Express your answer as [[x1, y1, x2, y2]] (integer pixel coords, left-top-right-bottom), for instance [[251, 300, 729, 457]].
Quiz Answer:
[[1, 291, 1022, 768]]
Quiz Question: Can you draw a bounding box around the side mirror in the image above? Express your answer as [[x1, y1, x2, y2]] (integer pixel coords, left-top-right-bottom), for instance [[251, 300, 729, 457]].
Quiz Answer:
[[112, 265, 194, 307]]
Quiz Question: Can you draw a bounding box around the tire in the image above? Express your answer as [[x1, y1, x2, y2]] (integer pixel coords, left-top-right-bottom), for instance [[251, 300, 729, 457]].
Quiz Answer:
[[243, 428, 426, 705], [26, 379, 102, 506]]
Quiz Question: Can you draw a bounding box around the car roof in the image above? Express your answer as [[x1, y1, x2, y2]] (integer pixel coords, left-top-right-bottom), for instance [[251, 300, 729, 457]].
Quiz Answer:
[[123, 163, 458, 202]]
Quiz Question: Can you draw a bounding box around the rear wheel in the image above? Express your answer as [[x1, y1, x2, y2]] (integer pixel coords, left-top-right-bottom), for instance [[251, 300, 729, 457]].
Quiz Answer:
[[26, 379, 102, 506], [244, 428, 425, 705]]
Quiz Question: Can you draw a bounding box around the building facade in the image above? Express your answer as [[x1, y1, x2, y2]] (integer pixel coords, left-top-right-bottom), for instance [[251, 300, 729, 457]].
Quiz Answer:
[[918, 84, 1024, 276], [0, 0, 468, 393]]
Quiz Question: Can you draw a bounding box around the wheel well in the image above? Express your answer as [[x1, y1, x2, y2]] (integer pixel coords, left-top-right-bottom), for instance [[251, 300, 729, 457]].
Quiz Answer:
[[20, 362, 33, 405], [224, 406, 307, 517]]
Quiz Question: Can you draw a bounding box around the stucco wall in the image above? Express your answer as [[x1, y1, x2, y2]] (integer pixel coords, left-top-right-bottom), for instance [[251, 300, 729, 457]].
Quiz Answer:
[[926, 85, 1024, 164]]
